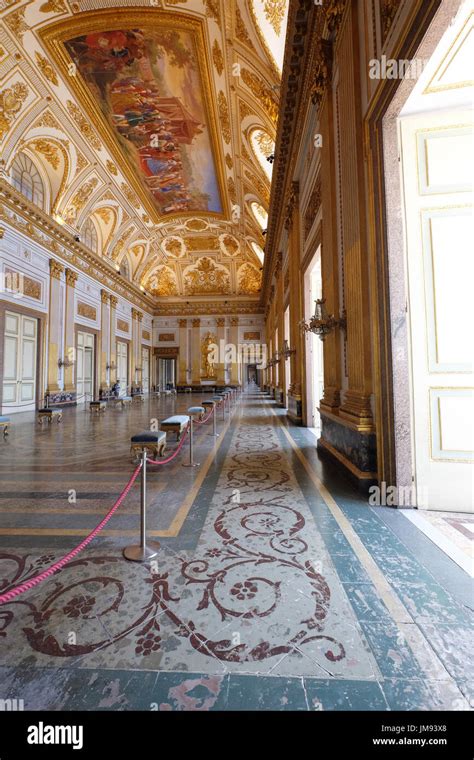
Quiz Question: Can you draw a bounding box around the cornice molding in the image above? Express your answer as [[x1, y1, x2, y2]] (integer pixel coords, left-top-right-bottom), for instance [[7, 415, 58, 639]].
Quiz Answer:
[[154, 300, 264, 317], [0, 179, 155, 313], [261, 0, 349, 304]]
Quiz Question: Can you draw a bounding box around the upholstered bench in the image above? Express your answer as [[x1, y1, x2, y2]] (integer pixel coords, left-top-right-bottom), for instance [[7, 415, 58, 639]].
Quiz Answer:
[[38, 408, 62, 425], [130, 430, 166, 461], [0, 416, 10, 437], [202, 401, 215, 411], [90, 401, 106, 414], [160, 415, 190, 441], [188, 405, 205, 420], [116, 396, 132, 409], [133, 394, 145, 404]]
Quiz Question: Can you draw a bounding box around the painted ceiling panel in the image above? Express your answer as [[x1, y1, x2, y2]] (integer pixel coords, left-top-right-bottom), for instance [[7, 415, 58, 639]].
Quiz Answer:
[[64, 27, 222, 217]]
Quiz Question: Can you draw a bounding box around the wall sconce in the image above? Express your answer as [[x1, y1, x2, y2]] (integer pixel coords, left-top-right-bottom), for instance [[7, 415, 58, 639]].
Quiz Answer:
[[300, 299, 347, 341], [106, 361, 116, 372], [281, 340, 296, 360], [58, 357, 74, 368]]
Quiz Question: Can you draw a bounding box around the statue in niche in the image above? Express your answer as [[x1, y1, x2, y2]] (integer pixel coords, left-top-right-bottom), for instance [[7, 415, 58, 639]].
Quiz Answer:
[[201, 332, 217, 379]]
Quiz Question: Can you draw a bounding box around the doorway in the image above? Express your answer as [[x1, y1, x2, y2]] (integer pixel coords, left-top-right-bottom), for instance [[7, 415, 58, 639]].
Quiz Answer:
[[116, 341, 128, 396], [142, 347, 150, 393], [76, 331, 95, 402], [2, 311, 37, 413], [388, 1, 474, 512], [303, 246, 324, 434], [158, 358, 175, 390]]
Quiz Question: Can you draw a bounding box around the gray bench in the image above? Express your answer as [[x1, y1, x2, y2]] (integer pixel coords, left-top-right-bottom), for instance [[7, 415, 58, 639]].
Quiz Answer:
[[160, 414, 190, 441], [90, 401, 107, 414], [130, 430, 167, 461], [38, 408, 62, 425]]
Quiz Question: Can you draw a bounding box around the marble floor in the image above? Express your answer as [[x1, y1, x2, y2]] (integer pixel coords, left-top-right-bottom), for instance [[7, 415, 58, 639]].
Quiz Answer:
[[0, 391, 472, 711]]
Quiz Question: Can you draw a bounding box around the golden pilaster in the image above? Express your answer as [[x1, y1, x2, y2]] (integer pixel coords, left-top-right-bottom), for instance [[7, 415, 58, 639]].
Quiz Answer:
[[191, 318, 201, 385], [47, 259, 64, 394], [100, 290, 110, 391], [109, 295, 118, 382], [63, 268, 77, 394], [216, 317, 226, 384], [178, 319, 188, 384]]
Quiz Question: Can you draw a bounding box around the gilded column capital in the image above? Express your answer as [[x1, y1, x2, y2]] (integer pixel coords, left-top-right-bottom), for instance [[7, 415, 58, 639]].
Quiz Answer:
[[101, 289, 110, 305], [192, 318, 201, 328], [137, 312, 143, 323], [216, 317, 225, 327], [65, 268, 78, 288], [178, 319, 187, 328], [49, 259, 64, 280], [230, 317, 239, 327], [0, 227, 5, 239], [109, 295, 118, 308]]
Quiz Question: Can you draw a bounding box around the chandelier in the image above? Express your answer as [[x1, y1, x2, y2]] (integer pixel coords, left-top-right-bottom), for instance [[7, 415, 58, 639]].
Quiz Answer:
[[300, 299, 346, 341]]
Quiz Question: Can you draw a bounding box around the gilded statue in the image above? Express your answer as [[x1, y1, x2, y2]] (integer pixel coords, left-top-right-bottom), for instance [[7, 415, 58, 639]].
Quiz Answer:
[[201, 332, 217, 378]]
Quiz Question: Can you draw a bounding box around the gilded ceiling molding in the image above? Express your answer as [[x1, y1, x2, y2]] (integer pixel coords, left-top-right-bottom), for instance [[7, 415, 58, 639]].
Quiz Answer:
[[0, 82, 28, 142], [310, 40, 333, 107], [203, 0, 222, 28], [33, 110, 61, 131], [106, 160, 118, 176], [66, 101, 102, 150], [29, 139, 60, 170], [153, 300, 264, 316], [380, 0, 399, 41], [34, 52, 59, 87], [212, 39, 224, 76], [261, 0, 316, 304], [325, 0, 347, 36], [40, 0, 68, 13], [263, 0, 286, 35], [247, 0, 283, 79], [244, 169, 270, 204], [235, 7, 257, 53], [184, 257, 231, 296], [240, 68, 279, 124], [0, 179, 153, 310], [238, 262, 262, 294], [217, 91, 231, 143], [63, 176, 98, 223], [4, 7, 28, 39]]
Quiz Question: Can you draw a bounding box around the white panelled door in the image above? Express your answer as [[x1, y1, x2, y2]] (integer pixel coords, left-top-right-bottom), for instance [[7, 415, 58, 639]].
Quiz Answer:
[[76, 332, 94, 400], [400, 111, 474, 511], [2, 311, 37, 411], [116, 341, 128, 396], [142, 347, 150, 393]]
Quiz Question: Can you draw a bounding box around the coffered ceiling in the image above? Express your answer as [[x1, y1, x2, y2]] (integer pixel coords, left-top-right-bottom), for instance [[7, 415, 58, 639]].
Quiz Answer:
[[0, 0, 289, 305]]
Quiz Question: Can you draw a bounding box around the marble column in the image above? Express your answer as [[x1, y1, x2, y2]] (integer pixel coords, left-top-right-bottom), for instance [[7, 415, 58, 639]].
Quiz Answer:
[[178, 318, 188, 384], [287, 182, 304, 422], [216, 317, 226, 385], [47, 259, 64, 395], [63, 269, 77, 396], [191, 318, 201, 385], [229, 317, 239, 385], [136, 311, 143, 388], [99, 290, 110, 392], [109, 296, 118, 383], [275, 254, 285, 403]]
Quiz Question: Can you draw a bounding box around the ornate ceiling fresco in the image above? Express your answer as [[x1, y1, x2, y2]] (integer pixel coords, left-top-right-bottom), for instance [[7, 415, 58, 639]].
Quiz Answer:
[[0, 0, 290, 306]]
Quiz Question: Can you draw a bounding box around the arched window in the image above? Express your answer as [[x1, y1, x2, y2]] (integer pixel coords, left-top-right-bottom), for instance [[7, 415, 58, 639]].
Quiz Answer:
[[120, 258, 130, 280], [10, 153, 45, 209], [81, 218, 98, 254]]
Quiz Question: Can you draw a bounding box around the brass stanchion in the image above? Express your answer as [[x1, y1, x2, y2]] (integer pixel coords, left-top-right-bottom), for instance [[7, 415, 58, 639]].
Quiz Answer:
[[123, 451, 160, 562]]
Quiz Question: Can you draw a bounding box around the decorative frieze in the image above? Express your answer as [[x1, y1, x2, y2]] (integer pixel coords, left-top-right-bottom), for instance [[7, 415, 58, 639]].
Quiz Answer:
[[77, 301, 96, 321]]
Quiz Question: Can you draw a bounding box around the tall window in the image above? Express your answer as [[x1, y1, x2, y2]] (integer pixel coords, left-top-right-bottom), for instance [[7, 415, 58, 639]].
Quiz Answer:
[[120, 258, 130, 280], [11, 153, 45, 209], [81, 218, 98, 254]]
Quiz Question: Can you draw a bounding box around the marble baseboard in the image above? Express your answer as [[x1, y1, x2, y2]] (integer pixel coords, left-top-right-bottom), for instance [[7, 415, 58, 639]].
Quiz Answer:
[[288, 394, 302, 424], [318, 412, 377, 491]]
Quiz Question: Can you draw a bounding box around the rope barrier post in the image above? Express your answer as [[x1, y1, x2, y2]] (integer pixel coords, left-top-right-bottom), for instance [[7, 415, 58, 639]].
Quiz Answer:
[[183, 417, 200, 468], [211, 403, 219, 438], [123, 451, 160, 562]]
